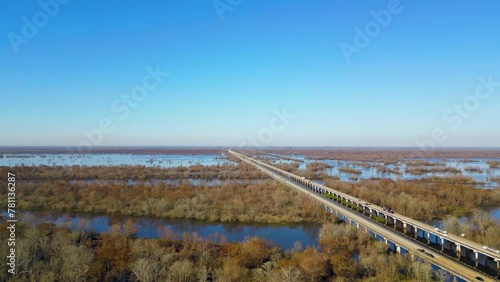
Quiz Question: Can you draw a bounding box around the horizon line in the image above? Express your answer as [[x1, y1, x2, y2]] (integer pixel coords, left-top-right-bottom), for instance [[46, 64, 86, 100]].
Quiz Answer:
[[1, 145, 500, 149]]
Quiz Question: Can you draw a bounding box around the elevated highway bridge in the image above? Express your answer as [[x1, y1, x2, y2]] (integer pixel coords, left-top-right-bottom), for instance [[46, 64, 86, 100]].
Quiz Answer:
[[229, 150, 500, 282]]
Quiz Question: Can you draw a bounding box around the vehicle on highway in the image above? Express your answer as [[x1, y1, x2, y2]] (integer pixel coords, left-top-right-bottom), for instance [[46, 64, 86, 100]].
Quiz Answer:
[[383, 207, 394, 213], [434, 228, 448, 235], [482, 246, 500, 254], [233, 152, 498, 280]]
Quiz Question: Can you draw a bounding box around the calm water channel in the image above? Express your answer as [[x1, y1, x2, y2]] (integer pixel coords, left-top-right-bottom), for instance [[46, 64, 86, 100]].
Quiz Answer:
[[20, 211, 320, 250]]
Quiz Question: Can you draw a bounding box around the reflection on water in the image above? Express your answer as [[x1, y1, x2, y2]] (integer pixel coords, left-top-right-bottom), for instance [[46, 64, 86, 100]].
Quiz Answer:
[[0, 154, 232, 167], [22, 211, 320, 250], [3, 153, 499, 188], [429, 207, 500, 228]]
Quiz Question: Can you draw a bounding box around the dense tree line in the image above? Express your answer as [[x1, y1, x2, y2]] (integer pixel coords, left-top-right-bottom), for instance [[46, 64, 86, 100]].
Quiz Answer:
[[373, 165, 402, 175], [404, 166, 461, 175], [275, 163, 300, 173], [404, 160, 445, 167], [246, 148, 500, 162], [424, 176, 477, 185], [274, 163, 331, 180], [14, 180, 333, 224], [0, 162, 266, 181], [306, 162, 333, 171], [322, 178, 500, 221], [337, 167, 362, 175], [0, 220, 441, 281], [463, 166, 483, 173], [441, 211, 500, 249], [2, 161, 497, 224], [488, 161, 500, 168]]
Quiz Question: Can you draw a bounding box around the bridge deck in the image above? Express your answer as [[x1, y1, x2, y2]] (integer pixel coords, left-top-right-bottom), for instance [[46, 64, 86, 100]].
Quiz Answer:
[[229, 150, 499, 282]]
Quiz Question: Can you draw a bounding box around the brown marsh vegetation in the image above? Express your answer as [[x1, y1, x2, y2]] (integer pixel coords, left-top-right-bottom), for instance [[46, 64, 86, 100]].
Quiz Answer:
[[404, 166, 461, 175], [373, 165, 402, 175], [322, 178, 500, 221], [337, 167, 363, 175], [244, 148, 500, 162], [464, 166, 484, 173], [1, 162, 266, 181], [441, 211, 500, 249], [0, 219, 440, 282], [487, 161, 500, 169], [13, 179, 333, 224]]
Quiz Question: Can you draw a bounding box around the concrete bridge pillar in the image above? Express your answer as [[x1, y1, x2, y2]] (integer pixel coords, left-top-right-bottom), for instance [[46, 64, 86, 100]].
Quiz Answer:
[[403, 222, 407, 234], [427, 232, 430, 244], [396, 245, 401, 254], [497, 260, 499, 278], [475, 251, 479, 268], [414, 227, 418, 239]]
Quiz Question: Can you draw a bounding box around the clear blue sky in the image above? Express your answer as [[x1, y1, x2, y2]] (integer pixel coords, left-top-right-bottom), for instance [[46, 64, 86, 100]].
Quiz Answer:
[[1, 0, 499, 147]]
